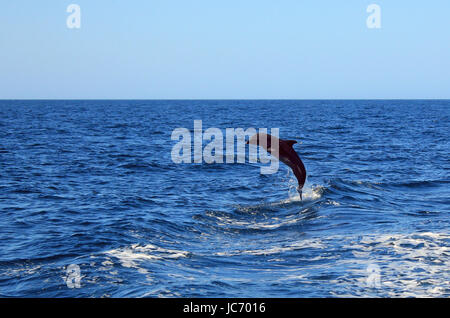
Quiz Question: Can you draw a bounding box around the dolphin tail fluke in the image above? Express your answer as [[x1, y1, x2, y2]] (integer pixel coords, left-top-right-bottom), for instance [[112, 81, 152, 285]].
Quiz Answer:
[[297, 186, 303, 201], [293, 164, 306, 201]]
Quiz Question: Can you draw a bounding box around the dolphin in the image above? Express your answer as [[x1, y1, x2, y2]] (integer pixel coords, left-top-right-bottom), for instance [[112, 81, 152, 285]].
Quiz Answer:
[[247, 133, 307, 200]]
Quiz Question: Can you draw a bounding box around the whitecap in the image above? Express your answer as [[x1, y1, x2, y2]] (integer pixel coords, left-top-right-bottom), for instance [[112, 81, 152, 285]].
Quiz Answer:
[[105, 243, 190, 269]]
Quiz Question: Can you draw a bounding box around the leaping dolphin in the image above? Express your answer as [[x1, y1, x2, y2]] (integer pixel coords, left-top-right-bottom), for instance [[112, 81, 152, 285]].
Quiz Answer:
[[247, 133, 307, 200]]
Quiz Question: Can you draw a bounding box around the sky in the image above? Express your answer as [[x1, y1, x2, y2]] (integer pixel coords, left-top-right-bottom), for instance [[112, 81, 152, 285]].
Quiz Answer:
[[0, 0, 449, 99]]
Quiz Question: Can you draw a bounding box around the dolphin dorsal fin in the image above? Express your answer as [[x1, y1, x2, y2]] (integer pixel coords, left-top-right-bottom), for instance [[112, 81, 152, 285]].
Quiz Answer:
[[285, 140, 297, 147]]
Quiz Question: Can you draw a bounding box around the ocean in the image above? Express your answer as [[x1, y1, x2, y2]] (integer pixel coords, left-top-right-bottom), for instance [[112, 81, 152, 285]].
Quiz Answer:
[[0, 100, 448, 297]]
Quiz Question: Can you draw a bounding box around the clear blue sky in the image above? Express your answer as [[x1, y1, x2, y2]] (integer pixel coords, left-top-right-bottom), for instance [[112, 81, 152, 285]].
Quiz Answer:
[[0, 0, 449, 99]]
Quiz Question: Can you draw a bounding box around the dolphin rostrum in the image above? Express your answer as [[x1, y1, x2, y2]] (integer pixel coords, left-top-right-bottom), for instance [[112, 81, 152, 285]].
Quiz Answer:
[[247, 133, 307, 200]]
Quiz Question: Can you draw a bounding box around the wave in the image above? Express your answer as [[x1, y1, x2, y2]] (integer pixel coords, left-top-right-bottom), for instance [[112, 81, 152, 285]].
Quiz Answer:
[[104, 243, 191, 269], [213, 231, 450, 297], [334, 232, 450, 297], [118, 162, 168, 171], [386, 179, 450, 189], [215, 238, 327, 256], [200, 206, 318, 231]]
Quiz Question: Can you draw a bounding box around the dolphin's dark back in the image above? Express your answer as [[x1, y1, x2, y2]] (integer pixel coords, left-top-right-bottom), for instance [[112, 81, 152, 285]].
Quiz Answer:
[[248, 133, 307, 198]]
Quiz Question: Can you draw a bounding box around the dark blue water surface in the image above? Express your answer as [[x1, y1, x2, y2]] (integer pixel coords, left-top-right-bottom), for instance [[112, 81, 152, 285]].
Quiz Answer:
[[0, 100, 449, 297]]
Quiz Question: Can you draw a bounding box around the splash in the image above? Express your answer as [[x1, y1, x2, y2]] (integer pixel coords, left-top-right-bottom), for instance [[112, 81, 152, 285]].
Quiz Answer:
[[287, 180, 324, 202]]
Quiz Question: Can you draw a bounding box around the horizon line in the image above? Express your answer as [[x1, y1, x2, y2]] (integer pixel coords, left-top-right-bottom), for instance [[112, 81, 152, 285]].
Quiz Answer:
[[1, 98, 450, 101]]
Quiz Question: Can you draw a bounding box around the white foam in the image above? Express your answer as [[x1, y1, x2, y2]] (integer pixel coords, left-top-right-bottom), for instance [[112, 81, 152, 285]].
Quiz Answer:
[[105, 243, 190, 268], [214, 232, 449, 297], [335, 232, 450, 297], [287, 181, 324, 202], [216, 239, 326, 256], [209, 207, 314, 230]]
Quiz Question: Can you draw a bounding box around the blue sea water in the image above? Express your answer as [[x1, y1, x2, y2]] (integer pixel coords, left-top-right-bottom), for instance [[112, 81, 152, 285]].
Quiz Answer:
[[0, 100, 449, 298]]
